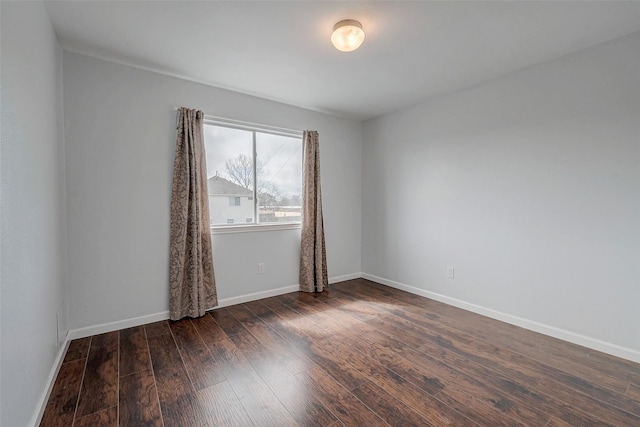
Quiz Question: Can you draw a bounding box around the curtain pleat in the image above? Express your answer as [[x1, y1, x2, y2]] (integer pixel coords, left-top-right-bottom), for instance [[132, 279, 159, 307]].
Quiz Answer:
[[169, 107, 217, 320], [299, 130, 328, 292]]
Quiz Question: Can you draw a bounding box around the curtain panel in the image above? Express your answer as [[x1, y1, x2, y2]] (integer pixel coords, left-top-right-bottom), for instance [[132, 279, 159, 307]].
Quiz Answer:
[[169, 107, 217, 320], [299, 130, 329, 292]]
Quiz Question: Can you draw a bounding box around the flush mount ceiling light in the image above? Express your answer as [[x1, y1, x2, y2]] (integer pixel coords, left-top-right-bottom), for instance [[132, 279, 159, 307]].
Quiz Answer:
[[331, 19, 365, 52]]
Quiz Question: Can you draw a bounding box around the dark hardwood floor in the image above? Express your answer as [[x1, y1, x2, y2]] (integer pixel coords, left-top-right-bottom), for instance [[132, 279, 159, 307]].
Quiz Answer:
[[40, 279, 640, 426]]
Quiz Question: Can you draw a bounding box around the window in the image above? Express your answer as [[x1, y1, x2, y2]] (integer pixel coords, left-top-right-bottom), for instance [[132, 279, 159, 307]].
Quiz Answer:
[[204, 119, 302, 228]]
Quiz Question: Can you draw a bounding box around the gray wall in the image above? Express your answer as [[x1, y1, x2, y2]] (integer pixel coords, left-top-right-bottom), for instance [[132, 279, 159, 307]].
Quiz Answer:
[[63, 52, 362, 330], [1, 2, 68, 426], [362, 31, 640, 357]]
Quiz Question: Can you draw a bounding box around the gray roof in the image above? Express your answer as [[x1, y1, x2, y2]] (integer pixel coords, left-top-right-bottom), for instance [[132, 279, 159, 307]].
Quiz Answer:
[[207, 175, 252, 196]]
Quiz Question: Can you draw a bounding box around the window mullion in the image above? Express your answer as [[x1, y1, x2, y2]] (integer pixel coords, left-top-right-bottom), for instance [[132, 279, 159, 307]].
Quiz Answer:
[[253, 131, 258, 224]]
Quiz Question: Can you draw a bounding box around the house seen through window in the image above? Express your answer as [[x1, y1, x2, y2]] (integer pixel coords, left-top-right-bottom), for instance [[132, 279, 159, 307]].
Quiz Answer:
[[204, 121, 302, 227]]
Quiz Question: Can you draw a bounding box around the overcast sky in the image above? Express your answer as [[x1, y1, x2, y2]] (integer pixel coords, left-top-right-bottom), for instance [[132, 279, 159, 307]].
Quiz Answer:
[[204, 124, 302, 197]]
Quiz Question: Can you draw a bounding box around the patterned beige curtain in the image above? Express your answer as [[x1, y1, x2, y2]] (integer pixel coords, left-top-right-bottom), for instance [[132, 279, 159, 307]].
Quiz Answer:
[[299, 130, 328, 292], [169, 107, 217, 320]]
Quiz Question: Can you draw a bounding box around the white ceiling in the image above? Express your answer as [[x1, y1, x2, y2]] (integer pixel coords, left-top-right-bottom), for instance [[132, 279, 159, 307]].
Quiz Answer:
[[44, 1, 640, 121]]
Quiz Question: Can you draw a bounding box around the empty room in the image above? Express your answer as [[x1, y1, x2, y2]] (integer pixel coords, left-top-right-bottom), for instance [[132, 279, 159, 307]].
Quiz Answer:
[[1, 1, 639, 426]]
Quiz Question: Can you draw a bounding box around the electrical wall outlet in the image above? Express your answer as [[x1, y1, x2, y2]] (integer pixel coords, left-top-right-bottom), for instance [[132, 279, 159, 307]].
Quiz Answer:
[[447, 266, 454, 279], [258, 263, 265, 274]]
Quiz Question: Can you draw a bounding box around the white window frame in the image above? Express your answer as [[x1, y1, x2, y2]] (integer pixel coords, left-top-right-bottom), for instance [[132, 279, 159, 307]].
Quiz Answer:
[[204, 116, 303, 234]]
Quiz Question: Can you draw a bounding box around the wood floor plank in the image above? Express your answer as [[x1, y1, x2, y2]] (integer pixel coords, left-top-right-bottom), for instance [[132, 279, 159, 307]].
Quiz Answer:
[[587, 350, 640, 385], [509, 344, 630, 395], [75, 332, 118, 418], [216, 361, 300, 426], [212, 308, 321, 426], [40, 359, 85, 427], [197, 381, 255, 427], [147, 334, 206, 427], [296, 366, 390, 427], [63, 337, 91, 363], [144, 320, 171, 338], [192, 311, 231, 345], [471, 368, 618, 426], [119, 325, 151, 377], [169, 319, 226, 389], [628, 383, 640, 400], [222, 308, 339, 427], [414, 336, 605, 426], [316, 337, 480, 425], [535, 378, 640, 426], [195, 311, 300, 427], [432, 386, 525, 427], [250, 299, 369, 391], [191, 312, 248, 376], [460, 327, 631, 396], [539, 368, 640, 417], [544, 417, 573, 427], [302, 333, 476, 426], [250, 300, 321, 351], [261, 296, 337, 343], [119, 370, 163, 427], [351, 381, 436, 427], [228, 303, 316, 374], [73, 406, 117, 427], [346, 334, 545, 426]]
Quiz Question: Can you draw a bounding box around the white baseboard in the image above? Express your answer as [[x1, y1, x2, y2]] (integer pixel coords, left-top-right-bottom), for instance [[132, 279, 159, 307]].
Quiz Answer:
[[67, 311, 171, 340], [361, 273, 640, 364], [29, 338, 71, 427], [216, 284, 299, 308], [329, 272, 363, 284]]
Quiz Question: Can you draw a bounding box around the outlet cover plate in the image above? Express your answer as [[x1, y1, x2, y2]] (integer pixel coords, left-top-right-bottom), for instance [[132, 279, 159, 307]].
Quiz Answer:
[[447, 266, 454, 279]]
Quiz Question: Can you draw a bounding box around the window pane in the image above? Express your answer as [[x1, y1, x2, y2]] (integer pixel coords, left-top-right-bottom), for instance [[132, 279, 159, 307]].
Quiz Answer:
[[256, 132, 302, 223], [204, 125, 254, 226]]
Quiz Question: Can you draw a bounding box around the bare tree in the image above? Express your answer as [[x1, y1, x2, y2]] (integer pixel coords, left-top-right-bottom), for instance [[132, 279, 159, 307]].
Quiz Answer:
[[224, 154, 253, 189], [224, 154, 280, 206]]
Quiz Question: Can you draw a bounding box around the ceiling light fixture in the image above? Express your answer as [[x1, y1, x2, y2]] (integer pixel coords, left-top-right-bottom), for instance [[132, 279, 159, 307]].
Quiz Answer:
[[331, 19, 365, 52]]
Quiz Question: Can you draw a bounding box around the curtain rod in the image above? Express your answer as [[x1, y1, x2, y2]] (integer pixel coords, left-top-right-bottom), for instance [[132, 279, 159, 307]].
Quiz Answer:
[[175, 107, 303, 137]]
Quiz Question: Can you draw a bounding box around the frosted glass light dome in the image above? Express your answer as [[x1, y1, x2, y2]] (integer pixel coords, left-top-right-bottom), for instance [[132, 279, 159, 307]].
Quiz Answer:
[[331, 20, 365, 52]]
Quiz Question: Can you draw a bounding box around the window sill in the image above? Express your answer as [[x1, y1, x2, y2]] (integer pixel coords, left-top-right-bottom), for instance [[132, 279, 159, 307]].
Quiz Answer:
[[211, 223, 302, 235]]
